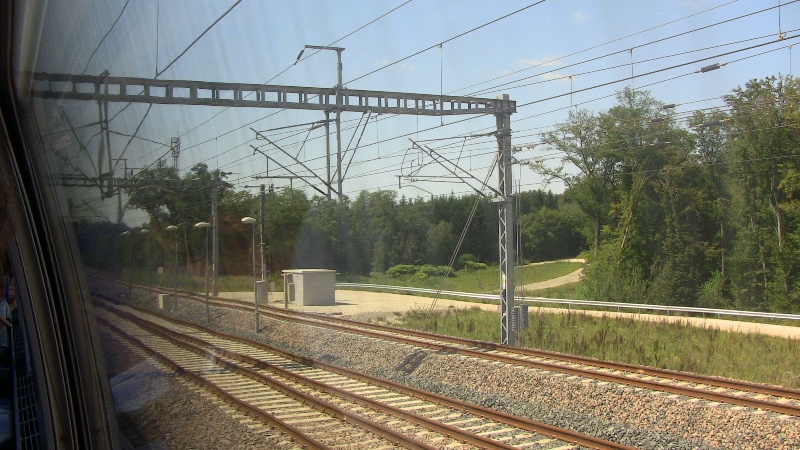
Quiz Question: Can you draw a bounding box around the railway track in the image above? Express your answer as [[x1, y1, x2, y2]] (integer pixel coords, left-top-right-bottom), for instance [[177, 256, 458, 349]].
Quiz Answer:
[[97, 295, 632, 449], [92, 275, 800, 417]]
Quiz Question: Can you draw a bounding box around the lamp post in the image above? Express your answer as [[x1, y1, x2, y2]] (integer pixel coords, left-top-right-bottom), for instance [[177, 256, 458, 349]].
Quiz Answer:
[[194, 221, 211, 322], [120, 231, 132, 298], [241, 216, 258, 333], [140, 229, 151, 300], [166, 225, 180, 309]]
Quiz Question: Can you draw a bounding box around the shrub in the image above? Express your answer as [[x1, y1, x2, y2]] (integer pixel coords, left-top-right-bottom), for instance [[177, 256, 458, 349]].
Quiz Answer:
[[387, 264, 418, 278], [456, 253, 477, 269], [416, 264, 453, 278], [460, 261, 488, 272]]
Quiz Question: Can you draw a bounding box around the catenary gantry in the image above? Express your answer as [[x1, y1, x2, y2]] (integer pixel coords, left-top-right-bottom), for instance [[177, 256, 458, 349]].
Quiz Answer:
[[32, 71, 520, 346]]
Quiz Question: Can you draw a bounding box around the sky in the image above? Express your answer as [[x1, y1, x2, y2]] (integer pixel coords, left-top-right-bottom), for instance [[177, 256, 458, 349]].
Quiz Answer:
[[27, 0, 800, 225]]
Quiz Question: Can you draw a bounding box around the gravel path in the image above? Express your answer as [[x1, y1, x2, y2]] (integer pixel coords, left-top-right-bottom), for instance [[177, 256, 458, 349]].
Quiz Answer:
[[98, 282, 800, 449]]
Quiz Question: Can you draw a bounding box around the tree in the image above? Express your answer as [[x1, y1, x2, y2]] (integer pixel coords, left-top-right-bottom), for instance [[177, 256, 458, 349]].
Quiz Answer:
[[724, 75, 800, 310], [426, 220, 456, 266], [521, 205, 586, 262], [526, 109, 617, 255]]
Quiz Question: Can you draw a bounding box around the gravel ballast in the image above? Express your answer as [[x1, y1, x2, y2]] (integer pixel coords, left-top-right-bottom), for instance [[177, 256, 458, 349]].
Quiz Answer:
[[97, 284, 800, 449]]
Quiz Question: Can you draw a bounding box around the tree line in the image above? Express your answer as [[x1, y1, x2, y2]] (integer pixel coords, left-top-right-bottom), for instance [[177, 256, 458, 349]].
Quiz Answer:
[[529, 75, 800, 313], [77, 157, 582, 280]]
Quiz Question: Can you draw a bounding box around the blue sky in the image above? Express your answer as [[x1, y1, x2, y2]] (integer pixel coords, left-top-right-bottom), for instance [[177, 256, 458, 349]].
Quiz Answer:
[[31, 0, 800, 224]]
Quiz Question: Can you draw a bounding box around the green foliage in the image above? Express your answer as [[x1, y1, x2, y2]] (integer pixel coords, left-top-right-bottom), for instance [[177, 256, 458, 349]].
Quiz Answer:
[[521, 205, 586, 262], [351, 261, 584, 295], [460, 261, 488, 272], [523, 76, 800, 314], [415, 264, 453, 280], [387, 264, 418, 278], [396, 307, 800, 388]]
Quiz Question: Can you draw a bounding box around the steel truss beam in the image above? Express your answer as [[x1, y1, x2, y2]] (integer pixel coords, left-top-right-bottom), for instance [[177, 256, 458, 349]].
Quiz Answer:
[[31, 73, 516, 116]]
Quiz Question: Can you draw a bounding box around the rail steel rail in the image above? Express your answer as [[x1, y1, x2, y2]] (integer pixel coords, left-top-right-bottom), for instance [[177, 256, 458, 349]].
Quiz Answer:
[[98, 307, 438, 450], [233, 299, 800, 416], [336, 283, 800, 322], [95, 291, 633, 450], [92, 276, 800, 415], [97, 317, 333, 449]]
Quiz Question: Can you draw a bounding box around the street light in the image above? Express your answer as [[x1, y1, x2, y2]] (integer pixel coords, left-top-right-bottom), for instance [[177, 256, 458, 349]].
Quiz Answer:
[[121, 231, 131, 298], [241, 216, 258, 333], [140, 229, 151, 300], [194, 221, 211, 322], [165, 225, 180, 309]]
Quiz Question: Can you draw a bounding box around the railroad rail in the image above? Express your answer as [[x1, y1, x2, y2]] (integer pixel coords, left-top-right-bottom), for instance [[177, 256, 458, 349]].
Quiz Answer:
[[96, 292, 632, 450], [92, 275, 800, 418]]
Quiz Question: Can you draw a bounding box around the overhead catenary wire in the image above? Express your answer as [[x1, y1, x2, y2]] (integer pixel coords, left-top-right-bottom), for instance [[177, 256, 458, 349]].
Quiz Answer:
[[154, 0, 414, 160], [81, 2, 800, 213], [133, 5, 792, 178], [451, 0, 787, 95], [80, 0, 131, 75], [191, 33, 800, 181], [346, 0, 549, 86], [188, 42, 796, 197]]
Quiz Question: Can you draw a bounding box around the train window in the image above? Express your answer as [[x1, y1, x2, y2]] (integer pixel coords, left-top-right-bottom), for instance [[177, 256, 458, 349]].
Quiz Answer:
[[5, 0, 800, 448]]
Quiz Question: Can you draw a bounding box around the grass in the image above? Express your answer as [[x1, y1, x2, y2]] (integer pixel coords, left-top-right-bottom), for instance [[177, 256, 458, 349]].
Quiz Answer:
[[389, 306, 800, 388], [341, 261, 583, 294], [112, 269, 282, 293], [522, 281, 584, 299], [110, 261, 583, 296]]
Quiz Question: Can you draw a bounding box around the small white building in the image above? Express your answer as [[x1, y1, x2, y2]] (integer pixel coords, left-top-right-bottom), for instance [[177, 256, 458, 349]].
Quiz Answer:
[[281, 269, 336, 306]]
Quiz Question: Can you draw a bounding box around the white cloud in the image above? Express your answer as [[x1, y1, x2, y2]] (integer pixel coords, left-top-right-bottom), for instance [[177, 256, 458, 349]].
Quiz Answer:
[[572, 9, 587, 22]]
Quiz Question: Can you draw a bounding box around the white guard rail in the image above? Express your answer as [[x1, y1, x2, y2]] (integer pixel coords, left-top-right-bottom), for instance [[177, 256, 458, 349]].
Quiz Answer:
[[335, 283, 800, 322]]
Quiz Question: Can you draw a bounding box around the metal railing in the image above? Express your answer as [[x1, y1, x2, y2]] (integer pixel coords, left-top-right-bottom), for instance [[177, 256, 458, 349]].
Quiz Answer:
[[335, 283, 800, 322]]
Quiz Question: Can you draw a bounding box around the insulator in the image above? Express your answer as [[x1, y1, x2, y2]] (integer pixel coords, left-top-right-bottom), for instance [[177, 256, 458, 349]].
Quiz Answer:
[[699, 62, 727, 73]]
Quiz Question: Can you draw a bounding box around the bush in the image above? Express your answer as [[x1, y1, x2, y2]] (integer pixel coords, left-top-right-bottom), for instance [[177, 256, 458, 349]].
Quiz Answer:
[[416, 264, 453, 279], [387, 264, 418, 278], [456, 253, 477, 269], [460, 261, 488, 272]]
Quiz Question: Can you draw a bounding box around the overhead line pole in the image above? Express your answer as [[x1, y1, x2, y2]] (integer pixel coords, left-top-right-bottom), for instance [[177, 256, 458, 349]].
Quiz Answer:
[[495, 96, 515, 346], [211, 171, 219, 296], [260, 184, 266, 282]]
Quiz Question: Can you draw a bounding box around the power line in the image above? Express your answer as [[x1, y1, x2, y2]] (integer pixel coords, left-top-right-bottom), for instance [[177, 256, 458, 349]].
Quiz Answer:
[[128, 0, 412, 167], [129, 1, 761, 176], [345, 0, 549, 86], [471, 28, 800, 96], [451, 0, 771, 95], [156, 0, 243, 78], [178, 40, 797, 194], [80, 0, 131, 75]]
